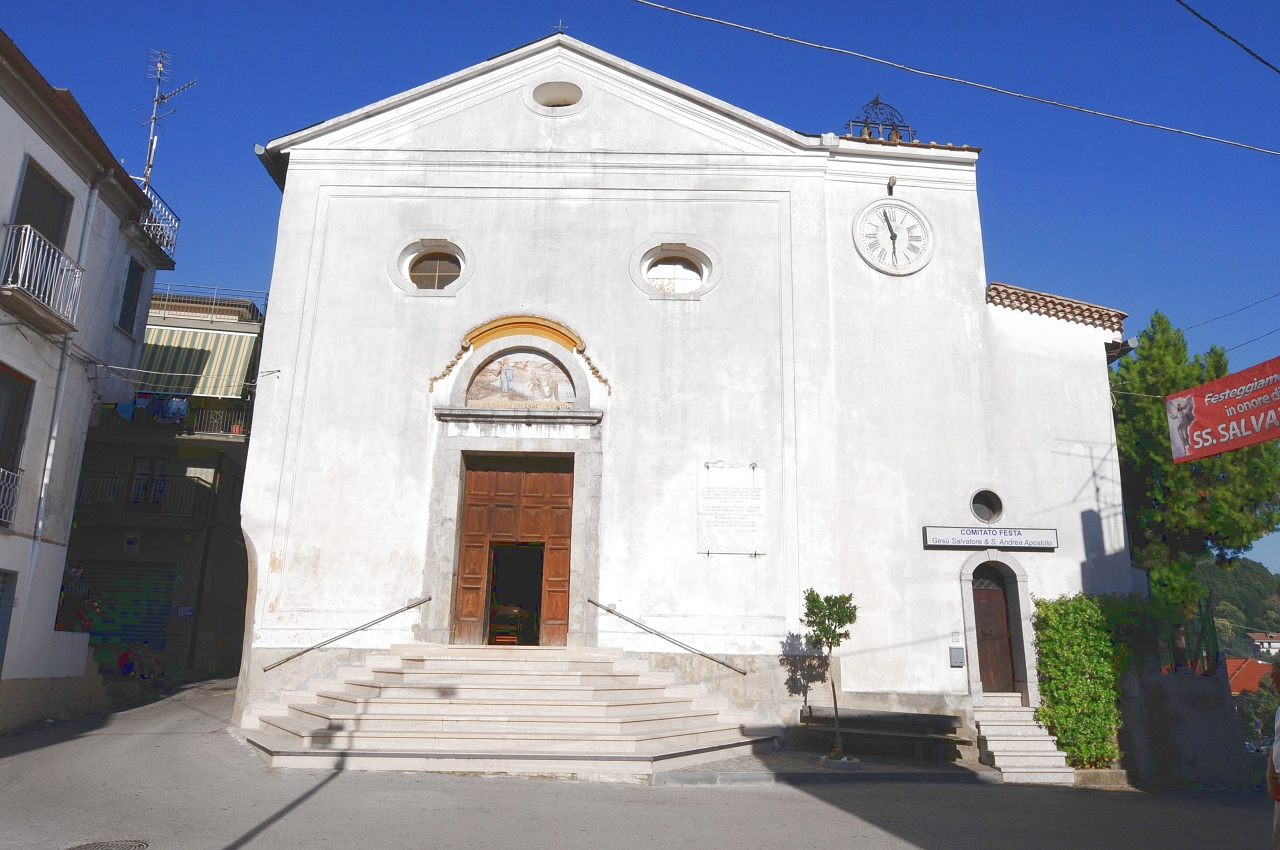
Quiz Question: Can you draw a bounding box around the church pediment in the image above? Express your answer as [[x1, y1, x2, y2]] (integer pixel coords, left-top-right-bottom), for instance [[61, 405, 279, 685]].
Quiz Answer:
[[266, 35, 805, 160]]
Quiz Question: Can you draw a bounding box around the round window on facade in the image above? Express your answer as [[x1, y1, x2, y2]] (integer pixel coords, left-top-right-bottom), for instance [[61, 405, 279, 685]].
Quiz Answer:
[[644, 256, 703, 295], [971, 490, 1003, 523], [533, 81, 582, 107], [409, 252, 462, 290]]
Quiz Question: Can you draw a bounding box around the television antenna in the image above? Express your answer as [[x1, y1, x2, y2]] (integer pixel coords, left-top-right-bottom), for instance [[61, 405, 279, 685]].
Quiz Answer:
[[139, 48, 196, 188]]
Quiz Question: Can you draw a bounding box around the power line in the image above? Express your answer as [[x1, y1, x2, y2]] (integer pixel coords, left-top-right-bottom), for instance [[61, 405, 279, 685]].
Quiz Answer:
[[631, 0, 1280, 157], [1173, 0, 1280, 77], [1225, 325, 1280, 353], [1184, 291, 1280, 332]]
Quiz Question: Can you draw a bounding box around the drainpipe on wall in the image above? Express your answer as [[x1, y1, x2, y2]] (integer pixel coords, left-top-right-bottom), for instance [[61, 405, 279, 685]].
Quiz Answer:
[[13, 168, 109, 667]]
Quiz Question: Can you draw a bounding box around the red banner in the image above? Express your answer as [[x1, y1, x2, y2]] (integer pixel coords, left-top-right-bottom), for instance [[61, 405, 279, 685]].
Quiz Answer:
[[1166, 354, 1280, 463]]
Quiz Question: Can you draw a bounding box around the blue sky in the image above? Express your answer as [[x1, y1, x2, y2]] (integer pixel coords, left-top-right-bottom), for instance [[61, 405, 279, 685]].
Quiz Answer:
[[7, 2, 1280, 563]]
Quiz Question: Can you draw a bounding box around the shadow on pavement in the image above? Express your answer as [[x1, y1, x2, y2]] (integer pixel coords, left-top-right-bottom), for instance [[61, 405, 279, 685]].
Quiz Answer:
[[219, 758, 347, 850], [0, 671, 236, 759], [782, 768, 1271, 850]]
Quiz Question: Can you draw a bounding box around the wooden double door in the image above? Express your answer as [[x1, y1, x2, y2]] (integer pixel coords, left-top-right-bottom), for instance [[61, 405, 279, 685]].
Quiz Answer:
[[451, 458, 573, 646]]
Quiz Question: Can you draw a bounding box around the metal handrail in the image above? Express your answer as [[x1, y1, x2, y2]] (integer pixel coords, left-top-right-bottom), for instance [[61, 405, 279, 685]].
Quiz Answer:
[[588, 598, 747, 675], [262, 596, 431, 673]]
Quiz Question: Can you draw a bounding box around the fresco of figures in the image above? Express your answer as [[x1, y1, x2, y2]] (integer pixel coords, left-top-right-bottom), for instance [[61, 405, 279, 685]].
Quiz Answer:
[[466, 351, 577, 409]]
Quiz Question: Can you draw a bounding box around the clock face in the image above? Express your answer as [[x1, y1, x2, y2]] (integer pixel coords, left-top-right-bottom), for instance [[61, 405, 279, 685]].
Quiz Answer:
[[854, 200, 934, 276]]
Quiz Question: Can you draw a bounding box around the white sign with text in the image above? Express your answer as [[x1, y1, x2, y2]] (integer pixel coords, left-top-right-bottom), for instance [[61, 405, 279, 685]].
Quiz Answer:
[[923, 526, 1058, 550], [698, 466, 767, 554]]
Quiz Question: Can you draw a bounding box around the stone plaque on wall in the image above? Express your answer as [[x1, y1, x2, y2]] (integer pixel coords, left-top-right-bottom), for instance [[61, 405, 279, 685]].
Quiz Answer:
[[697, 465, 766, 555]]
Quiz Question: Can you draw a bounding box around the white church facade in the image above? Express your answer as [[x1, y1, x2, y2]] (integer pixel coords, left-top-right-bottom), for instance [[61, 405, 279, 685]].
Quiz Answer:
[[236, 35, 1139, 777]]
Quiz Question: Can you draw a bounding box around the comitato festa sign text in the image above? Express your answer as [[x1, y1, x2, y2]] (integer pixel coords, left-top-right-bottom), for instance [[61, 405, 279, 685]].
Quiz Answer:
[[1166, 354, 1280, 463]]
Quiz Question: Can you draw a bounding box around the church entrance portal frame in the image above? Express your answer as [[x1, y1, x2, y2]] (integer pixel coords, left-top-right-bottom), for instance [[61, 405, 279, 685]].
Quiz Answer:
[[421, 319, 605, 649], [958, 550, 1040, 708]]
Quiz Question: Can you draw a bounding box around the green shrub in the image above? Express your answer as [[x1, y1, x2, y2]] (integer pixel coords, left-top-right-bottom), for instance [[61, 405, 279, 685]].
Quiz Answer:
[[1032, 594, 1122, 768], [1235, 674, 1280, 741]]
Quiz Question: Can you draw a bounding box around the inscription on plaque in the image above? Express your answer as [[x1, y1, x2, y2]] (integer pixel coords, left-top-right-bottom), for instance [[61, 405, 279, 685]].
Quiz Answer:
[[698, 466, 766, 554]]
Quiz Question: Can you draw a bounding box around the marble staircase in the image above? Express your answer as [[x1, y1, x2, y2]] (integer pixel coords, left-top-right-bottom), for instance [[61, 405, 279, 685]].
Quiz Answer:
[[973, 693, 1075, 785], [241, 644, 772, 782]]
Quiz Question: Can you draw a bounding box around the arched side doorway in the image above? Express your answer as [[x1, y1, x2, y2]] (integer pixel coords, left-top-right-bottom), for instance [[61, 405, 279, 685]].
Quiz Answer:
[[972, 565, 1014, 693], [959, 550, 1039, 707]]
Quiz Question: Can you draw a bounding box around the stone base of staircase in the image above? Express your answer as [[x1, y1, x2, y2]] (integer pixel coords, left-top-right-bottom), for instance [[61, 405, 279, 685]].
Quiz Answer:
[[239, 644, 774, 783], [973, 693, 1075, 786]]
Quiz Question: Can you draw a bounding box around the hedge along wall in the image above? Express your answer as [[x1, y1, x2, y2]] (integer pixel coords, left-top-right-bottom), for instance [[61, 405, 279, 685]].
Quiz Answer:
[[1032, 595, 1122, 768]]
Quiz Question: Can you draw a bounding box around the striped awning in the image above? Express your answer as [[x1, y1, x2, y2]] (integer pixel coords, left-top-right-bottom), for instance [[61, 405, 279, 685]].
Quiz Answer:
[[135, 326, 257, 397]]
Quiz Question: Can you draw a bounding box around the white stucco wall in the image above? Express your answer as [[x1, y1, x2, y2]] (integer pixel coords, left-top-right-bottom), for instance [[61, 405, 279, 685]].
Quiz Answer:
[[239, 36, 1133, 709], [0, 84, 157, 681]]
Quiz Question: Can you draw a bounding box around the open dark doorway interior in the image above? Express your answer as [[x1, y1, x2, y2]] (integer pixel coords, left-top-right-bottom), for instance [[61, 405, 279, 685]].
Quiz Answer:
[[488, 544, 544, 645]]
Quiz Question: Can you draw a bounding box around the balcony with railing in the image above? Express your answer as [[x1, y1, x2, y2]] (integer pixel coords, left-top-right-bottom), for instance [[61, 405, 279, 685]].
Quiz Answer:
[[0, 224, 82, 334], [189, 404, 249, 437], [75, 473, 211, 523], [0, 466, 21, 527], [95, 399, 251, 440], [148, 282, 267, 325], [132, 178, 180, 261]]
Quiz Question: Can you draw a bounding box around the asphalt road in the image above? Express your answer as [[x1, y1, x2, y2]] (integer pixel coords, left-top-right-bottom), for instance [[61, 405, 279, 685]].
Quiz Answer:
[[0, 681, 1270, 850]]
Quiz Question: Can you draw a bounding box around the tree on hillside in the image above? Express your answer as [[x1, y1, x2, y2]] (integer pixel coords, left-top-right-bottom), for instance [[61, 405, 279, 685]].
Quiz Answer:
[[1110, 313, 1280, 648]]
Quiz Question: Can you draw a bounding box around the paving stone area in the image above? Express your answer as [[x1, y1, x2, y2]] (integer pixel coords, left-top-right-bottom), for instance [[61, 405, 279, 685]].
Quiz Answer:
[[655, 750, 1001, 785]]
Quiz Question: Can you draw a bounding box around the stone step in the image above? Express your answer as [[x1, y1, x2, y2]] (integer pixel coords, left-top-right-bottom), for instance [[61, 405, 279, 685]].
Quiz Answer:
[[391, 644, 625, 660], [974, 721, 1051, 737], [978, 736, 1067, 754], [980, 693, 1025, 707], [340, 681, 671, 701], [286, 704, 723, 735], [401, 657, 647, 673], [260, 714, 747, 754], [371, 669, 646, 686], [972, 708, 1037, 723], [982, 752, 1069, 769], [241, 728, 771, 780], [311, 692, 696, 717], [995, 766, 1077, 785]]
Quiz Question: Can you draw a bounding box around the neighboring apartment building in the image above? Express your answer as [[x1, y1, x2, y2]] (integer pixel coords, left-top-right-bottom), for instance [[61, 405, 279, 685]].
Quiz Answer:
[[1247, 632, 1280, 658], [63, 286, 262, 678], [0, 28, 177, 730]]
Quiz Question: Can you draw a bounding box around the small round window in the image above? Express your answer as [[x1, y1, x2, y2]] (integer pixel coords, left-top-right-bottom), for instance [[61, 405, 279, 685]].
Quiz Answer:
[[645, 256, 703, 295], [533, 81, 582, 107], [409, 252, 462, 290], [971, 490, 1003, 523]]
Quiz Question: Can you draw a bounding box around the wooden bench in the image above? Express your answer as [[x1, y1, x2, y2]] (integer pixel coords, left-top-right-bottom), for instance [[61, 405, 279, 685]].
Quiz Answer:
[[800, 706, 972, 762]]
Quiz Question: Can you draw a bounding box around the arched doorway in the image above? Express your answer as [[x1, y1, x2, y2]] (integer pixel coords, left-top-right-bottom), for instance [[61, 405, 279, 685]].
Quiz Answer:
[[972, 564, 1015, 693]]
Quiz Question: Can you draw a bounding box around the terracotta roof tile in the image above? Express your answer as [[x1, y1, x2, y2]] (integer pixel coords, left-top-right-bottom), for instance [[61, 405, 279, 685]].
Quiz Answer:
[[1227, 657, 1274, 695], [986, 282, 1127, 334]]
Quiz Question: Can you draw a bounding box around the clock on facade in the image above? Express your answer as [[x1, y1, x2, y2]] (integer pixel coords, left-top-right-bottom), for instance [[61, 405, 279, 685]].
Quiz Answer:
[[854, 199, 934, 276]]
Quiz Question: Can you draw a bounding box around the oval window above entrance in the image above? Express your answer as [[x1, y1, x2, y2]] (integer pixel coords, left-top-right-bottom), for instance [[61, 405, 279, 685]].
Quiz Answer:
[[466, 351, 576, 410]]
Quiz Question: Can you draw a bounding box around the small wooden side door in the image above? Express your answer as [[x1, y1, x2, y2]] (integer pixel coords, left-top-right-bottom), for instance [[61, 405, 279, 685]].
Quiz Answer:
[[973, 579, 1015, 693]]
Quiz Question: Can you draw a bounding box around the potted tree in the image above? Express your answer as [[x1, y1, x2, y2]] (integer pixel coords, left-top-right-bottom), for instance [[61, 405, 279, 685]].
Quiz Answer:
[[803, 588, 858, 766]]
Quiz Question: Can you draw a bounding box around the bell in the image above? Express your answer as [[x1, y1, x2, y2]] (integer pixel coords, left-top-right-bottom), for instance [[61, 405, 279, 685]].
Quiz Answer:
[[859, 121, 873, 139]]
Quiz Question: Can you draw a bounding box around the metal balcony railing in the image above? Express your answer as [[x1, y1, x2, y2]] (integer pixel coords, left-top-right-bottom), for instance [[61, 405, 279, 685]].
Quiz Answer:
[[75, 473, 210, 520], [149, 282, 267, 324], [0, 224, 83, 327], [190, 405, 249, 437], [0, 466, 21, 527], [131, 178, 180, 260]]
